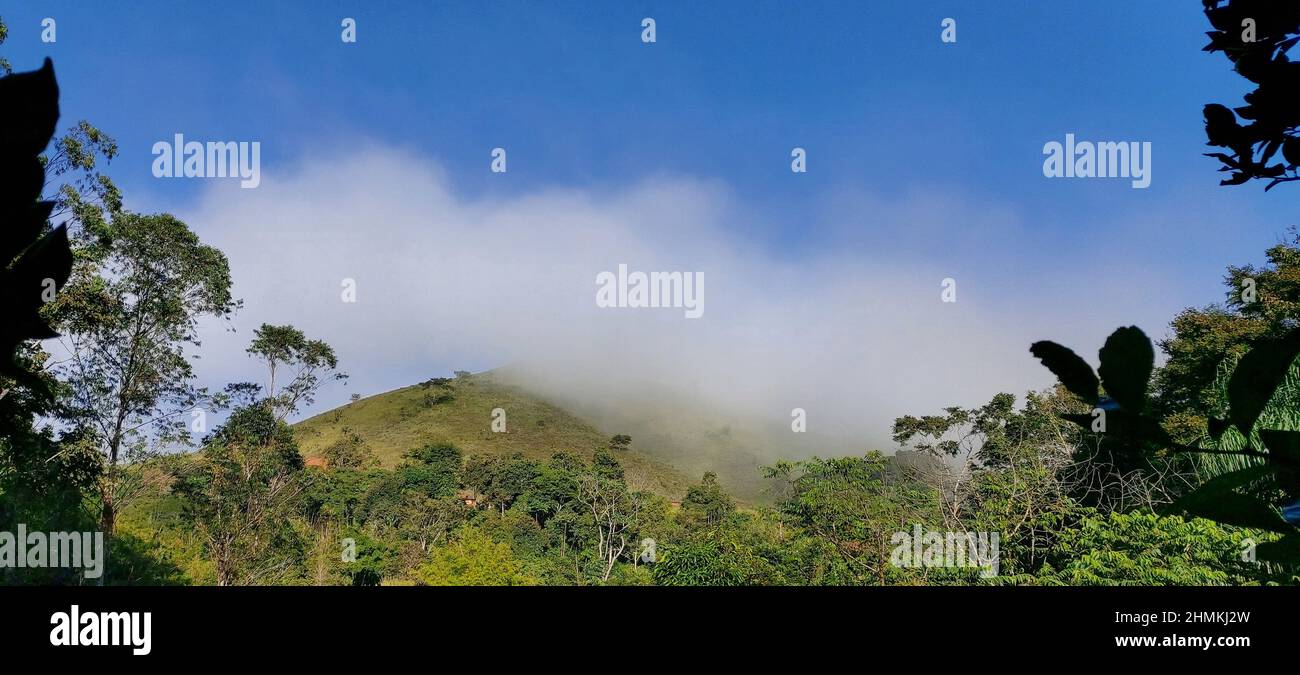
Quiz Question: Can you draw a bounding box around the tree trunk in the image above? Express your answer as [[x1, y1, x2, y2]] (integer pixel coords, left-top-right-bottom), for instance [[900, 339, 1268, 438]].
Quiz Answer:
[[97, 488, 114, 586], [100, 490, 115, 534], [216, 544, 234, 586]]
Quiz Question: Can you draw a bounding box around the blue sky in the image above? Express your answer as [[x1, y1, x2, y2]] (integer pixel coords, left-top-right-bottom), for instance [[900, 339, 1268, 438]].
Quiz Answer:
[[5, 2, 1295, 442], [4, 1, 1281, 249]]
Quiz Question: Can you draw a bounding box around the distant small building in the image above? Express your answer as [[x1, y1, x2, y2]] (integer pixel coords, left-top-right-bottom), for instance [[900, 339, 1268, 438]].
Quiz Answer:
[[305, 457, 329, 470], [456, 489, 478, 508], [669, 501, 682, 509]]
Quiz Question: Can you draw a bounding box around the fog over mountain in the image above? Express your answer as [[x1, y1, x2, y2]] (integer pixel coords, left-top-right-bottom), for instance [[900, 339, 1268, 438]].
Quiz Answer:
[[177, 144, 1182, 464]]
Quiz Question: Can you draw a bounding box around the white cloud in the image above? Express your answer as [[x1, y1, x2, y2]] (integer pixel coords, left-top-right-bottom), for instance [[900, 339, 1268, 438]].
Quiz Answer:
[[180, 143, 1178, 455]]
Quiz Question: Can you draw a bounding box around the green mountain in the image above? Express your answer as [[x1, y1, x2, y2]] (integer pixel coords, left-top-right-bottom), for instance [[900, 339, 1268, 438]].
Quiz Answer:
[[292, 372, 691, 498]]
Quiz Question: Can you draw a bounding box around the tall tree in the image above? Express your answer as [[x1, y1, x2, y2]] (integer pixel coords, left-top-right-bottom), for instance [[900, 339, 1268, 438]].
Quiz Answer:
[[173, 404, 306, 586], [681, 471, 734, 527], [245, 323, 346, 421], [765, 453, 942, 585], [575, 451, 644, 581], [893, 391, 1096, 575], [1156, 232, 1300, 424], [0, 57, 96, 576], [47, 211, 238, 534]]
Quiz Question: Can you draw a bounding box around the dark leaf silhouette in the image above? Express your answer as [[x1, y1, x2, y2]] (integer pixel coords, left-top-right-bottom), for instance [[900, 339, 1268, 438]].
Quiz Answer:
[[1028, 341, 1099, 406], [1227, 327, 1300, 435], [0, 57, 69, 394], [1185, 494, 1288, 532], [1059, 413, 1096, 431], [1284, 137, 1300, 165], [1203, 103, 1243, 147], [1261, 429, 1300, 466], [1201, 1, 1300, 189], [1059, 409, 1169, 445], [1255, 536, 1300, 565], [1168, 465, 1288, 532], [1207, 416, 1231, 440], [1097, 326, 1153, 414]]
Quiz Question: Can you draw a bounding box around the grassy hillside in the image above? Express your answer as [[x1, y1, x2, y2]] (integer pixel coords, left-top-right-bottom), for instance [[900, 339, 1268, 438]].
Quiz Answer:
[[492, 369, 859, 502], [293, 372, 691, 498]]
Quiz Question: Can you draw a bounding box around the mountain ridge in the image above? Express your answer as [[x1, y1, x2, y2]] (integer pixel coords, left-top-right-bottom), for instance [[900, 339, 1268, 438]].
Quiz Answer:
[[292, 372, 693, 498]]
